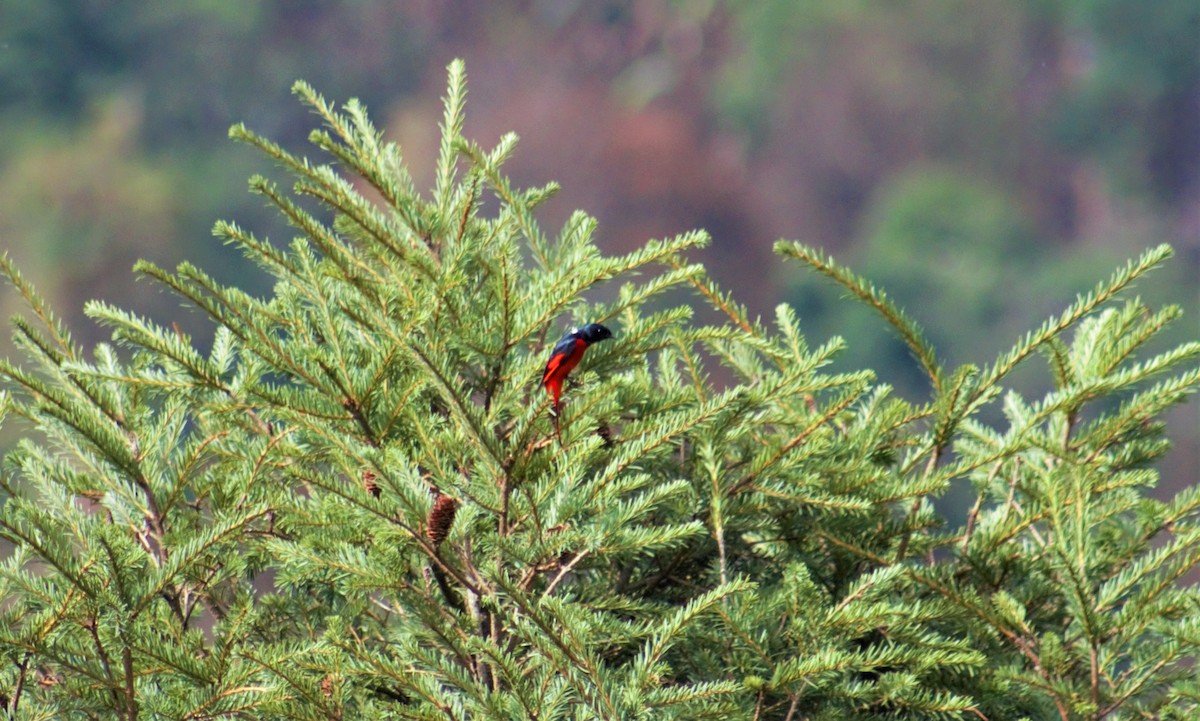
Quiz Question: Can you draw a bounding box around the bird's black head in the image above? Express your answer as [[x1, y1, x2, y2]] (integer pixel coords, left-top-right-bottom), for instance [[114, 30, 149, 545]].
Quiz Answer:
[[577, 323, 614, 343]]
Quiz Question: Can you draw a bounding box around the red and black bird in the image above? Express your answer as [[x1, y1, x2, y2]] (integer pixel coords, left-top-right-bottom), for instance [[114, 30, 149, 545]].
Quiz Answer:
[[542, 322, 613, 436]]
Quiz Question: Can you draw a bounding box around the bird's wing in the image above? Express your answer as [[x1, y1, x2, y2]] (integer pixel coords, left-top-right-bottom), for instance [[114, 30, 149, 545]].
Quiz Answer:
[[543, 336, 582, 384]]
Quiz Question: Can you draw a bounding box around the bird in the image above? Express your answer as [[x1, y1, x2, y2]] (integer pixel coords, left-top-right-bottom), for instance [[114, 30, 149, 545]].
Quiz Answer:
[[542, 323, 613, 439]]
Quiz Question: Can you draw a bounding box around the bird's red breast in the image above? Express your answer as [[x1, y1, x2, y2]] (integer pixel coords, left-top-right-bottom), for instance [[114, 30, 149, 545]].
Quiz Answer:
[[543, 337, 588, 405]]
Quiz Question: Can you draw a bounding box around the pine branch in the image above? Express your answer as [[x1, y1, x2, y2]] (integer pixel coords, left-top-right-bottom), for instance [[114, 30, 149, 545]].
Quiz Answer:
[[776, 240, 943, 391]]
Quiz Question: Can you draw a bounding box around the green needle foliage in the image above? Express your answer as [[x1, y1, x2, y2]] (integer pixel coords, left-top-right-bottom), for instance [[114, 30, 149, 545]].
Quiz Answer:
[[1, 61, 1198, 721]]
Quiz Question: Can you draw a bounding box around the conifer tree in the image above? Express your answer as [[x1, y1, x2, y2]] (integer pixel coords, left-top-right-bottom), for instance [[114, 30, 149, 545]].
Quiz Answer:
[[1, 61, 1197, 720]]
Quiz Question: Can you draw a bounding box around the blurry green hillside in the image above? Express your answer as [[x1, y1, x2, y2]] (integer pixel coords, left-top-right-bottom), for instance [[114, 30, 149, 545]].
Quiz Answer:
[[0, 0, 1196, 474]]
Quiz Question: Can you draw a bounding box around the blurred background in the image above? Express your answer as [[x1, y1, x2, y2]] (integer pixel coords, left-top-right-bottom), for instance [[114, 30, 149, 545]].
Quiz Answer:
[[0, 0, 1196, 486]]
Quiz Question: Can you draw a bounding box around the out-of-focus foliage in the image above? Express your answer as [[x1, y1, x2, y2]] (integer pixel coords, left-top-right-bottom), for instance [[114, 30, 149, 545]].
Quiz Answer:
[[0, 1, 425, 140], [0, 96, 179, 319], [1056, 0, 1200, 202]]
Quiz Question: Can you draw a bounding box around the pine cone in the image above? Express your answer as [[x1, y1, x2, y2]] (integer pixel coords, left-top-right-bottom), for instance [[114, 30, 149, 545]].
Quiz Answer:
[[427, 493, 459, 546], [362, 470, 381, 497]]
